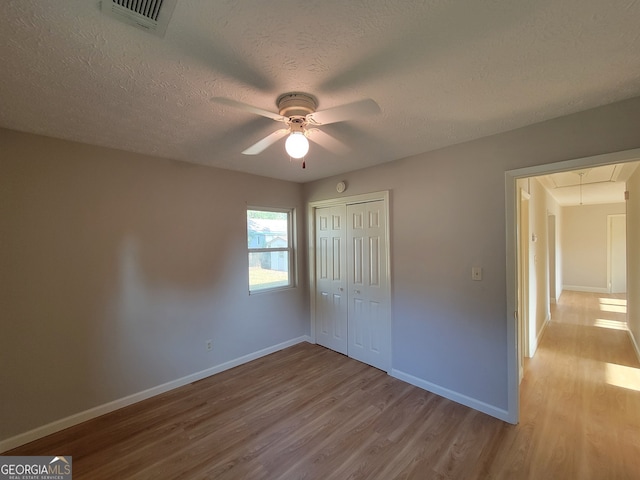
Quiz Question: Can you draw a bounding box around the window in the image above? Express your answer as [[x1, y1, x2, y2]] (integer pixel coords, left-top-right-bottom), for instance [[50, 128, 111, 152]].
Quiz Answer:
[[247, 207, 294, 293]]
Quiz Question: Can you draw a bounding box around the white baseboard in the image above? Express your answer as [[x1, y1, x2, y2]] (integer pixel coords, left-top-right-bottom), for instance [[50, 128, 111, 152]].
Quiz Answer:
[[539, 316, 550, 342], [562, 285, 609, 294], [628, 329, 640, 364], [0, 335, 311, 453], [530, 316, 550, 357], [390, 369, 511, 423]]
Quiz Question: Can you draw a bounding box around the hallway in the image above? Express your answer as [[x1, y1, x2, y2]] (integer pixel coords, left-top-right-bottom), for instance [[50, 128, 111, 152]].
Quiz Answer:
[[491, 290, 640, 478]]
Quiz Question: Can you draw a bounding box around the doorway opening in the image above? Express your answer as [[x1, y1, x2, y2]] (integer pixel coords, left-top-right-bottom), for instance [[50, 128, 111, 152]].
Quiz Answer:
[[505, 148, 640, 423]]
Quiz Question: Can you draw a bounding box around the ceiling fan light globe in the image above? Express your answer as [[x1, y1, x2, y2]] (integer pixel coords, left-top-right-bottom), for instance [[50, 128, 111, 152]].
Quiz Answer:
[[285, 132, 309, 159]]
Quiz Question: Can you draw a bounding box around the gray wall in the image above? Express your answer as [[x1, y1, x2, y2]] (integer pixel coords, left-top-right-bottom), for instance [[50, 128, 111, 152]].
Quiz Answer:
[[0, 129, 309, 441], [3, 95, 640, 443], [304, 96, 640, 412]]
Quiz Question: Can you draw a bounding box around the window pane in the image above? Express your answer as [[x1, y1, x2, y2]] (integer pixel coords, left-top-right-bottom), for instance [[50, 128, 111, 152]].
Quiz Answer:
[[248, 251, 290, 291], [247, 210, 289, 249]]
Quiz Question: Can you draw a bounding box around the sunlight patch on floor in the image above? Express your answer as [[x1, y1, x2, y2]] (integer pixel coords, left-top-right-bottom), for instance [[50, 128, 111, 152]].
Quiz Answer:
[[599, 298, 627, 306], [593, 318, 628, 331], [599, 304, 627, 314], [606, 362, 640, 392], [599, 298, 627, 314]]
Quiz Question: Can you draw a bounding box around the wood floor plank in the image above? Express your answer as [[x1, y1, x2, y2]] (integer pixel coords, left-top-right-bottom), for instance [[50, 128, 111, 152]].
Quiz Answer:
[[6, 292, 640, 479]]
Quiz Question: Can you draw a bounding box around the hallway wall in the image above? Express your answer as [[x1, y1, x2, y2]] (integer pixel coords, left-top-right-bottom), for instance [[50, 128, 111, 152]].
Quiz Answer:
[[517, 177, 561, 355], [562, 202, 626, 292], [627, 167, 640, 359]]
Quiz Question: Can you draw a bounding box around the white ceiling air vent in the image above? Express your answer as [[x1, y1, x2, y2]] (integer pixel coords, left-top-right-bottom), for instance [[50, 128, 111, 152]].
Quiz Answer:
[[101, 0, 177, 37]]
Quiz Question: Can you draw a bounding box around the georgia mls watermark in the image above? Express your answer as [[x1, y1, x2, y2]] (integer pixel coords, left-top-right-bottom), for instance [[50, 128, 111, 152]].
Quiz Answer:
[[0, 456, 72, 480]]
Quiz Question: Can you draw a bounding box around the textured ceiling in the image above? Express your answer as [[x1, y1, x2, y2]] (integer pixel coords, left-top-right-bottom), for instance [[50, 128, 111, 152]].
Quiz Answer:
[[1, 0, 640, 183]]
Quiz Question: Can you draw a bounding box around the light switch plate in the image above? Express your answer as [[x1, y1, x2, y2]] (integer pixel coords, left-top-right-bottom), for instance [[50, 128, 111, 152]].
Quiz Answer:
[[472, 267, 482, 281]]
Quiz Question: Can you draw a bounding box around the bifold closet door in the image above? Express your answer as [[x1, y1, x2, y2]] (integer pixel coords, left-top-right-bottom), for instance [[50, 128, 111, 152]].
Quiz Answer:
[[315, 205, 348, 355], [347, 200, 389, 371]]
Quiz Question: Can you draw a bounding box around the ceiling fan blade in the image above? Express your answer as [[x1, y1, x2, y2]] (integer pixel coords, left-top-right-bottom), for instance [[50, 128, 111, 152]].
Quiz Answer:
[[242, 129, 289, 155], [307, 99, 380, 125], [211, 97, 285, 122], [306, 128, 349, 155]]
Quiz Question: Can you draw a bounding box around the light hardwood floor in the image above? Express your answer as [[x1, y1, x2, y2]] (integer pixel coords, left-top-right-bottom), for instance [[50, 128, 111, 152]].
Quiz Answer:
[[7, 291, 640, 479]]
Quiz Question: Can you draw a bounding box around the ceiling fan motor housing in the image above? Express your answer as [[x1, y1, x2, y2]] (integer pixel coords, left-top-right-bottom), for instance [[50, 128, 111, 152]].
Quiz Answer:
[[211, 92, 377, 156], [277, 92, 317, 118]]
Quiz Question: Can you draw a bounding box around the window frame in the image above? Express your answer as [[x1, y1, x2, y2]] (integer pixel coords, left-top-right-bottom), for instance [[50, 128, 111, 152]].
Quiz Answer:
[[246, 206, 296, 294]]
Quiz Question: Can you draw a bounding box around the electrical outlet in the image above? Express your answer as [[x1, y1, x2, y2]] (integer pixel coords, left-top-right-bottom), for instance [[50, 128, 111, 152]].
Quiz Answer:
[[206, 340, 213, 351]]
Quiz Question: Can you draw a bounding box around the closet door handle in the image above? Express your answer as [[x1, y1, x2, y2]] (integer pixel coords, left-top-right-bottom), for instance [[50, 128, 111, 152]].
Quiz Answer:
[[354, 289, 361, 295]]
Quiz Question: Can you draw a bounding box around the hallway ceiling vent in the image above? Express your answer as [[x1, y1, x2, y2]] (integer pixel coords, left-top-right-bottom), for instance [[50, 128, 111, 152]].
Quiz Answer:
[[101, 0, 177, 37]]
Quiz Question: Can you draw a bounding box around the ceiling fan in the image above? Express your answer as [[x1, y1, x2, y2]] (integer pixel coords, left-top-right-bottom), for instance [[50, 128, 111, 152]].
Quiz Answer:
[[211, 93, 380, 167]]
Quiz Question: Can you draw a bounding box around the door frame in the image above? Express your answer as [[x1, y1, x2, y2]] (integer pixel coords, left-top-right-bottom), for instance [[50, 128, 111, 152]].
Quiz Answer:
[[308, 190, 392, 372], [505, 147, 640, 424], [517, 188, 531, 383]]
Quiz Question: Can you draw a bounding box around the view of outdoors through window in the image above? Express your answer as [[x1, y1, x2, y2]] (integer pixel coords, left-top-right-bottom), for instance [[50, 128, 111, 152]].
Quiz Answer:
[[247, 209, 292, 292]]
